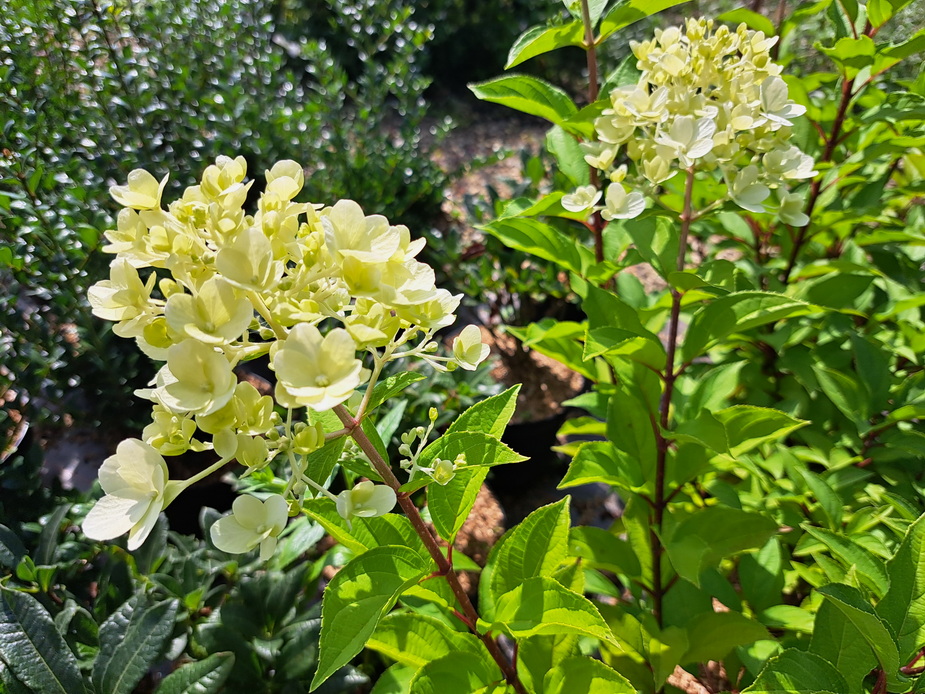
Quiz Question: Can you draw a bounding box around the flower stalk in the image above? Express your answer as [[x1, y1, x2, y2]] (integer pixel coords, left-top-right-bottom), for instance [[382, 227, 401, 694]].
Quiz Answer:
[[333, 405, 528, 694]]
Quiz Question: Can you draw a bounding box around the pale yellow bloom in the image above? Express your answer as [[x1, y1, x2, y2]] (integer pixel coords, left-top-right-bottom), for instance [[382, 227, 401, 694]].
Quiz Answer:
[[601, 183, 646, 220], [453, 324, 490, 371], [210, 494, 288, 561], [561, 185, 602, 213], [273, 324, 363, 411], [335, 481, 396, 522], [165, 277, 253, 345], [83, 439, 178, 550], [159, 340, 237, 415], [110, 169, 168, 210]]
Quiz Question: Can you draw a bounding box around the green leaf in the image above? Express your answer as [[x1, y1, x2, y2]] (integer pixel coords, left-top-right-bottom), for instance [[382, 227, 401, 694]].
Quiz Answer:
[[366, 373, 426, 413], [568, 526, 642, 579], [810, 600, 877, 694], [607, 379, 659, 465], [713, 405, 808, 457], [92, 594, 179, 694], [599, 0, 692, 41], [367, 613, 482, 669], [469, 75, 578, 126], [546, 125, 590, 187], [370, 663, 415, 694], [447, 385, 521, 439], [759, 605, 815, 634], [664, 508, 778, 587], [428, 466, 490, 542], [558, 441, 647, 494], [717, 8, 776, 35], [485, 576, 615, 643], [155, 652, 235, 694], [479, 217, 595, 276], [408, 652, 499, 694], [671, 409, 729, 455], [312, 546, 431, 690], [506, 320, 595, 380], [0, 588, 86, 694], [488, 499, 572, 612], [739, 539, 786, 613], [796, 468, 843, 530], [817, 583, 904, 689], [680, 612, 770, 664], [505, 22, 585, 69], [742, 648, 848, 693], [0, 525, 26, 569], [544, 655, 635, 693], [817, 36, 876, 78], [878, 513, 925, 660], [682, 292, 820, 362], [866, 0, 915, 28], [624, 215, 679, 279], [306, 437, 347, 488], [584, 328, 666, 371], [802, 526, 890, 598], [362, 418, 389, 462], [303, 500, 427, 560], [418, 431, 527, 472], [517, 634, 580, 694], [813, 367, 869, 426]]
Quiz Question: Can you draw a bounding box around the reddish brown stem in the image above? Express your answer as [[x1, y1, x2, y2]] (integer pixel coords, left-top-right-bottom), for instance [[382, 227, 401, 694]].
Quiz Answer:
[[781, 73, 855, 284], [333, 406, 527, 694], [649, 167, 696, 628], [579, 0, 606, 265]]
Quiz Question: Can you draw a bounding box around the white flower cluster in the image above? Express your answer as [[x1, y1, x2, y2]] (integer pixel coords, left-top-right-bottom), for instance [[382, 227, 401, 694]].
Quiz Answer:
[[83, 157, 490, 553], [569, 18, 816, 224]]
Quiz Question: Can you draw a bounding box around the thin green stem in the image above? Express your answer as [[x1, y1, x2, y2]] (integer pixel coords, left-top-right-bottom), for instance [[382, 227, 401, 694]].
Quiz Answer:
[[247, 290, 287, 340], [332, 405, 528, 694]]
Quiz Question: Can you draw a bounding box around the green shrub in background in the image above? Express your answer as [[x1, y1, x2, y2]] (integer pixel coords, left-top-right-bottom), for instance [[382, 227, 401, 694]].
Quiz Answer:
[[0, 0, 448, 451]]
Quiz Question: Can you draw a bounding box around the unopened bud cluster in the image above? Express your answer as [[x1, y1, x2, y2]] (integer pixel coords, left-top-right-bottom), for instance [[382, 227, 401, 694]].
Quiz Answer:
[[83, 157, 490, 555]]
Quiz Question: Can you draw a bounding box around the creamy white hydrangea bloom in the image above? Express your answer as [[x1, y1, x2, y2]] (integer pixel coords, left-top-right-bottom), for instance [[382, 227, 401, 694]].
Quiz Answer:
[[88, 258, 158, 338], [322, 199, 403, 265], [215, 227, 284, 292], [210, 494, 288, 561], [90, 154, 484, 553], [777, 192, 810, 226], [158, 340, 237, 415], [335, 480, 397, 522], [83, 439, 177, 550], [561, 185, 602, 212], [110, 169, 168, 210], [165, 277, 253, 345], [601, 183, 646, 220], [453, 324, 490, 371], [726, 165, 771, 213], [273, 324, 363, 411]]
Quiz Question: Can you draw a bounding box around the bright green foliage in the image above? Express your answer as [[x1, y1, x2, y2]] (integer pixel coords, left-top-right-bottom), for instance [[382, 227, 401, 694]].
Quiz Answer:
[[155, 653, 235, 694], [471, 0, 925, 690], [312, 546, 431, 689], [92, 595, 179, 694]]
